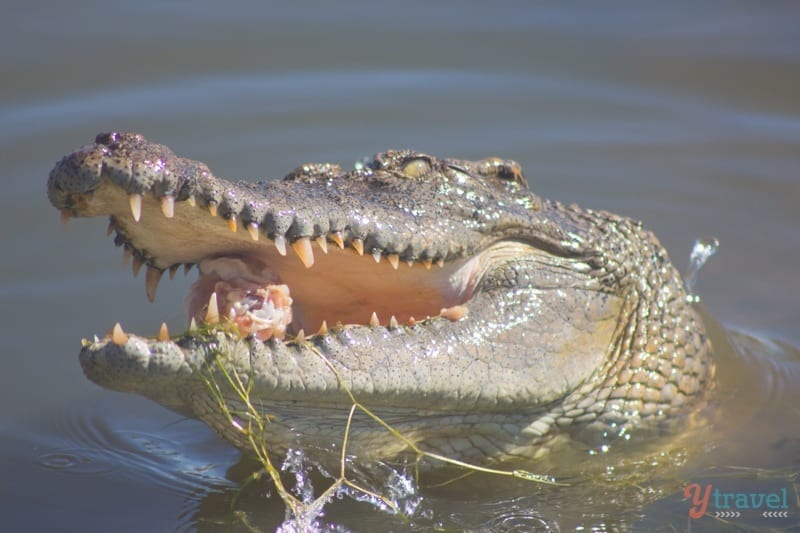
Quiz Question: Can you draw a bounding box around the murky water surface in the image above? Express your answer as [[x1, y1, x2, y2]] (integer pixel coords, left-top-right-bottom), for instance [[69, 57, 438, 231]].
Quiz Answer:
[[2, 2, 799, 531]]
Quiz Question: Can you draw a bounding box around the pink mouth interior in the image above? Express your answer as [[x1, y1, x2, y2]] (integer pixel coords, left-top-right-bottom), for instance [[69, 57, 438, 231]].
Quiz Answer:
[[184, 246, 483, 340]]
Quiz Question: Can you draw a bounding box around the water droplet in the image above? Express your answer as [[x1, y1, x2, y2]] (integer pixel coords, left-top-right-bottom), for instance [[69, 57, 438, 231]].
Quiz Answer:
[[684, 237, 719, 301]]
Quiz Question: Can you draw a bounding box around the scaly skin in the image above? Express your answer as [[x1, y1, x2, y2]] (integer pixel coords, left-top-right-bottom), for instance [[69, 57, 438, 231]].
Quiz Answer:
[[48, 133, 714, 465]]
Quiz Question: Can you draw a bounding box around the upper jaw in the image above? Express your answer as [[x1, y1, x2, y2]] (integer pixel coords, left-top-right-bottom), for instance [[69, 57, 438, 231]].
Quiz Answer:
[[47, 132, 507, 273]]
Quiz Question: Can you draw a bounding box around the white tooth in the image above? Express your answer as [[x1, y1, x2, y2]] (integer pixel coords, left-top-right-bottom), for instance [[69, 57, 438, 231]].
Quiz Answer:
[[208, 203, 218, 217], [387, 254, 400, 270], [352, 238, 364, 256], [407, 259, 414, 267], [274, 235, 287, 256], [330, 232, 345, 249], [189, 317, 198, 331], [132, 255, 144, 277], [158, 322, 170, 341], [295, 329, 305, 343], [291, 237, 315, 268], [436, 258, 445, 268], [315, 236, 328, 254], [205, 292, 220, 324], [186, 195, 196, 207], [129, 193, 142, 222], [317, 320, 329, 336], [122, 247, 132, 266], [389, 315, 398, 329], [369, 312, 380, 327], [112, 323, 128, 345], [247, 223, 259, 241], [422, 259, 432, 270], [145, 266, 163, 302], [106, 219, 114, 236], [160, 196, 175, 218], [372, 251, 381, 263]]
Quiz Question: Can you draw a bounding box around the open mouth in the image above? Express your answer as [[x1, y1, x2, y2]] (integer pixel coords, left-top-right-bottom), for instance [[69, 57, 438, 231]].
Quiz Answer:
[[91, 181, 480, 343], [47, 132, 536, 345]]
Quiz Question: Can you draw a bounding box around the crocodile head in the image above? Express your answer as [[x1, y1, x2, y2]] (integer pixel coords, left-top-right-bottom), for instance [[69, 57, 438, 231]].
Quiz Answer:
[[48, 133, 713, 465]]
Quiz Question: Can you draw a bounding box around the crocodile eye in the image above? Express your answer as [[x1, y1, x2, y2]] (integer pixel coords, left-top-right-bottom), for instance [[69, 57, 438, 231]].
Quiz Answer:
[[399, 157, 432, 179], [478, 157, 527, 187]]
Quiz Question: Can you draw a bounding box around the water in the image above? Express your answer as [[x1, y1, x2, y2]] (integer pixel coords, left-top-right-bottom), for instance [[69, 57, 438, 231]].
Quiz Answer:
[[2, 1, 800, 530]]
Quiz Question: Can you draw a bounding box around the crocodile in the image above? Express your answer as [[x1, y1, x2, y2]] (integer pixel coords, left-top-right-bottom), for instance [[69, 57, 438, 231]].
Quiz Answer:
[[47, 132, 714, 465]]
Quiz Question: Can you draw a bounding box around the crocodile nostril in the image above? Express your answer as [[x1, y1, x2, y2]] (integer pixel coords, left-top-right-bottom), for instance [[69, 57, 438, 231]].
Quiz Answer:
[[478, 157, 527, 187]]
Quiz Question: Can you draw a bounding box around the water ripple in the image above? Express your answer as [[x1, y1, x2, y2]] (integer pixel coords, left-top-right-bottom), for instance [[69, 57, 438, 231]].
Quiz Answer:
[[30, 404, 236, 500], [37, 448, 117, 476]]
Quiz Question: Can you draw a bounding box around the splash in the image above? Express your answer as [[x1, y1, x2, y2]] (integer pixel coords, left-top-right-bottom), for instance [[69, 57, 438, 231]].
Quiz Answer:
[[684, 237, 719, 303]]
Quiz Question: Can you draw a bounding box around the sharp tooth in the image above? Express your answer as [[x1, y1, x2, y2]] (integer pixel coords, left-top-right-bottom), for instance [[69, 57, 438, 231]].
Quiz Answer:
[[168, 264, 180, 280], [106, 219, 114, 236], [145, 266, 163, 302], [274, 235, 287, 256], [387, 254, 400, 270], [93, 334, 100, 343], [422, 259, 432, 270], [315, 236, 328, 254], [186, 195, 196, 207], [132, 255, 144, 277], [352, 238, 364, 256], [436, 258, 445, 268], [372, 250, 381, 263], [184, 263, 193, 275], [247, 223, 259, 241], [205, 292, 220, 324], [112, 323, 128, 345], [129, 193, 142, 222], [369, 311, 380, 327], [291, 237, 315, 268], [160, 196, 175, 218], [208, 203, 218, 217], [189, 317, 198, 331], [60, 209, 72, 227], [317, 320, 328, 336], [295, 329, 305, 343], [389, 315, 398, 329], [158, 322, 170, 341], [440, 305, 468, 321], [227, 215, 237, 233], [408, 316, 416, 327], [330, 232, 345, 249], [407, 259, 414, 267], [122, 247, 132, 266]]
